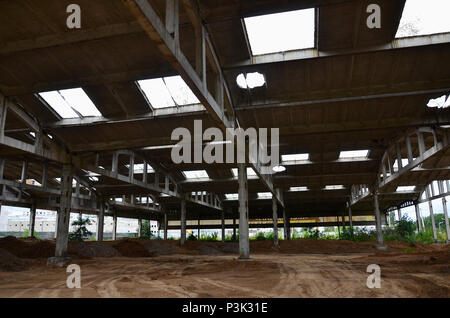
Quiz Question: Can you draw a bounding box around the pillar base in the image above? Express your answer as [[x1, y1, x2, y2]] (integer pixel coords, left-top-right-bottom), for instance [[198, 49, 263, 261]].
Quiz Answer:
[[374, 244, 388, 251], [237, 256, 253, 262], [47, 256, 72, 267]]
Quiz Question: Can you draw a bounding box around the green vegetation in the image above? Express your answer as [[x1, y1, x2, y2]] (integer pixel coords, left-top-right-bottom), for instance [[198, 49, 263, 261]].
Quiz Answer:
[[21, 229, 40, 239], [137, 220, 153, 239], [200, 232, 219, 241], [68, 217, 93, 242]]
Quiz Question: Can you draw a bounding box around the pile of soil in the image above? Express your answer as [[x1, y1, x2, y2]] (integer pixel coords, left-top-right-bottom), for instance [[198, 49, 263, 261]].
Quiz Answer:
[[0, 248, 28, 272], [138, 240, 179, 256], [0, 236, 54, 258], [69, 241, 120, 258], [113, 239, 154, 257]]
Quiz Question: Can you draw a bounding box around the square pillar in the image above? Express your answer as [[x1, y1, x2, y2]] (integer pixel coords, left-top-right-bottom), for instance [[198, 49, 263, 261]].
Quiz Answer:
[[112, 213, 117, 241], [442, 198, 450, 242], [97, 201, 104, 241], [138, 218, 142, 238], [272, 198, 278, 245], [414, 202, 422, 232], [164, 212, 168, 240], [283, 208, 288, 240], [373, 192, 387, 250], [238, 163, 250, 259], [180, 200, 186, 245], [221, 210, 225, 243], [29, 204, 36, 238]]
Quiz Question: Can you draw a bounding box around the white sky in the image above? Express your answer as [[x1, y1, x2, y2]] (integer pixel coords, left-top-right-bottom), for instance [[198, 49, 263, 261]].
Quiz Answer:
[[396, 0, 450, 37], [244, 8, 315, 55]]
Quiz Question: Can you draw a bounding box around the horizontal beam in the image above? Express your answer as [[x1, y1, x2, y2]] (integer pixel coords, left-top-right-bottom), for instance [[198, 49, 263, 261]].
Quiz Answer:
[[224, 32, 450, 69]]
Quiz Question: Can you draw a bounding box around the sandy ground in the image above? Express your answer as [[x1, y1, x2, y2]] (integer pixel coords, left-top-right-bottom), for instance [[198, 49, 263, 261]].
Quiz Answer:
[[0, 238, 449, 298]]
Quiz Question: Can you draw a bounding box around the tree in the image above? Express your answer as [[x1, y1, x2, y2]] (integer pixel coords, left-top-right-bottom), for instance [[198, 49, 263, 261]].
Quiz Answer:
[[68, 216, 93, 242], [138, 220, 153, 239]]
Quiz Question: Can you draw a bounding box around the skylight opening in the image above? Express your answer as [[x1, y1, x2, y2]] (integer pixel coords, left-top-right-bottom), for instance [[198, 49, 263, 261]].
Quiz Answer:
[[231, 167, 257, 178], [39, 88, 101, 119], [183, 170, 209, 180], [393, 159, 410, 170], [282, 153, 309, 162], [290, 186, 308, 192], [137, 75, 199, 109], [244, 8, 315, 55], [396, 186, 416, 192], [339, 150, 369, 159], [257, 192, 273, 199], [126, 163, 155, 174], [427, 95, 450, 108], [324, 185, 345, 190], [225, 193, 238, 200], [236, 72, 266, 89], [396, 0, 450, 38]]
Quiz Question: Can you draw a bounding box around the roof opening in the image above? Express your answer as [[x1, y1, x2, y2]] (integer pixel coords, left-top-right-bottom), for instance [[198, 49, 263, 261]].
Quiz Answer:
[[257, 192, 273, 199], [231, 167, 257, 178], [396, 0, 450, 38], [236, 72, 266, 89], [39, 88, 101, 119], [244, 8, 315, 55], [126, 163, 155, 174], [290, 186, 308, 192], [225, 193, 238, 200], [324, 185, 345, 190], [137, 75, 199, 109], [282, 153, 309, 162], [427, 95, 450, 108], [396, 186, 416, 192], [339, 150, 369, 159], [183, 170, 209, 180]]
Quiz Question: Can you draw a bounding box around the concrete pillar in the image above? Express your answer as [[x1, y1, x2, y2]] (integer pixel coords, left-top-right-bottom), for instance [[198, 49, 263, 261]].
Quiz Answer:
[[29, 204, 36, 238], [164, 212, 168, 240], [238, 163, 250, 259], [348, 205, 353, 235], [180, 200, 186, 245], [233, 218, 236, 241], [221, 210, 225, 243], [341, 213, 345, 232], [138, 218, 142, 238], [283, 208, 288, 240], [53, 164, 74, 260], [414, 203, 422, 232], [97, 201, 104, 241], [428, 200, 438, 243], [197, 217, 201, 239], [112, 213, 117, 241], [442, 197, 450, 242], [54, 210, 58, 239], [373, 192, 386, 249], [397, 208, 402, 221], [272, 198, 278, 245]]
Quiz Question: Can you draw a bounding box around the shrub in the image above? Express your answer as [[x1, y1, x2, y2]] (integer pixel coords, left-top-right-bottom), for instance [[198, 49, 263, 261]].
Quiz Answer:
[[68, 217, 93, 242], [187, 232, 197, 241], [200, 232, 219, 241], [21, 229, 40, 239]]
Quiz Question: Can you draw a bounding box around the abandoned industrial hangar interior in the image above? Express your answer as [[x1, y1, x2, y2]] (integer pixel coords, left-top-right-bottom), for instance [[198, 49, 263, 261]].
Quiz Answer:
[[0, 0, 449, 299]]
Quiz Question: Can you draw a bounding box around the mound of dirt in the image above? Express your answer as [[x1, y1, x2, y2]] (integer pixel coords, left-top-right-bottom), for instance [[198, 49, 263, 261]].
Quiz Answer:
[[138, 240, 179, 256], [0, 236, 54, 258], [0, 248, 28, 272], [113, 239, 154, 257], [69, 241, 120, 258]]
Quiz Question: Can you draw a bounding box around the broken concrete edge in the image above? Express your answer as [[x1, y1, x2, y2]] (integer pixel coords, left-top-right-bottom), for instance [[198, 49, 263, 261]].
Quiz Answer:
[[47, 256, 72, 267]]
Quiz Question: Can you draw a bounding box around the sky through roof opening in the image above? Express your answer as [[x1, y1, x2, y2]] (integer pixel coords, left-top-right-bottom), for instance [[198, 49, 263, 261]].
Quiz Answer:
[[236, 72, 266, 89], [339, 150, 369, 159], [396, 0, 450, 38], [427, 95, 450, 108], [231, 167, 257, 178], [183, 170, 209, 180], [39, 88, 101, 119], [137, 76, 200, 109], [244, 8, 315, 55]]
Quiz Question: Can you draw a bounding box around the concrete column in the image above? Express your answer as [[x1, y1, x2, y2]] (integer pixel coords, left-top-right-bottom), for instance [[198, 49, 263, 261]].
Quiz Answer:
[[283, 208, 288, 240], [97, 201, 104, 241], [373, 192, 386, 249], [272, 198, 278, 245], [397, 208, 402, 221], [428, 200, 438, 243], [138, 218, 142, 238], [233, 218, 236, 241], [238, 163, 250, 259], [29, 204, 36, 238], [221, 210, 225, 243], [54, 210, 58, 238], [53, 164, 74, 261], [112, 213, 117, 241], [180, 200, 186, 245], [442, 197, 450, 242], [348, 205, 353, 235], [341, 213, 345, 232], [197, 217, 201, 239], [414, 203, 422, 232], [164, 212, 168, 240]]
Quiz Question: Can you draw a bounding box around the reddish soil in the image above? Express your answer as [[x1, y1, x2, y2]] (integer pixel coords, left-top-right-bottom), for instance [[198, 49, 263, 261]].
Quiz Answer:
[[0, 236, 448, 298]]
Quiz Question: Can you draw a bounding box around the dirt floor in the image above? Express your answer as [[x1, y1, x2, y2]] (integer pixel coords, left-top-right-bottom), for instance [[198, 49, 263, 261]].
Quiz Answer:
[[0, 236, 449, 298]]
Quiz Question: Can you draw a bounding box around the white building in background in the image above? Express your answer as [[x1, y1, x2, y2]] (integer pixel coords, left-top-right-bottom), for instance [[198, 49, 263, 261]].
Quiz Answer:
[[1, 205, 159, 237]]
